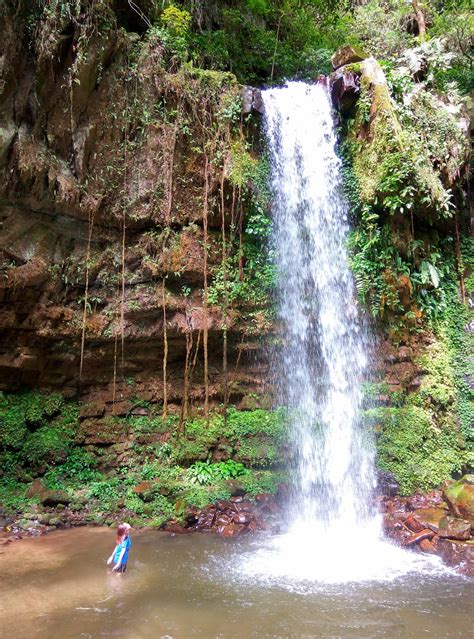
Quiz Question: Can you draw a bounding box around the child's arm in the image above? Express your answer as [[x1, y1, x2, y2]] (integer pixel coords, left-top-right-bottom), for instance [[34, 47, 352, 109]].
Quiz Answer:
[[112, 546, 126, 571], [107, 543, 118, 565]]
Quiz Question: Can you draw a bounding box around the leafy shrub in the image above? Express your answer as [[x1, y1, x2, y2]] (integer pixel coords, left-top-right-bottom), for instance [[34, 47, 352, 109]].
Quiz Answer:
[[87, 479, 121, 510], [350, 0, 416, 58], [186, 460, 249, 485], [21, 426, 72, 467], [0, 479, 29, 513], [44, 449, 99, 487], [239, 469, 287, 496], [0, 409, 27, 450], [123, 492, 147, 515]]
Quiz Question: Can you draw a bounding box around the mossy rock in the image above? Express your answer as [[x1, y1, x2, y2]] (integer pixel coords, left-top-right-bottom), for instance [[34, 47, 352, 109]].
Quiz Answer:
[[40, 489, 71, 507], [331, 45, 368, 70], [444, 475, 474, 522]]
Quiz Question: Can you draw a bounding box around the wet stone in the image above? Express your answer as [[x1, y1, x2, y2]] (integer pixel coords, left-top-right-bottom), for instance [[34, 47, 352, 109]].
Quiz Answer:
[[40, 490, 71, 507], [438, 516, 471, 541], [412, 507, 448, 533]]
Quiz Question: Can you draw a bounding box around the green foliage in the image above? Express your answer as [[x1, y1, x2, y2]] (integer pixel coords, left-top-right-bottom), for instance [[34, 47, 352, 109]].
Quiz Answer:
[[186, 460, 249, 485], [0, 478, 29, 513], [370, 309, 472, 493], [168, 407, 289, 467], [44, 449, 99, 487], [239, 469, 287, 496], [370, 403, 466, 494], [187, 0, 349, 84], [21, 426, 72, 467], [0, 391, 78, 472], [87, 478, 121, 510], [153, 5, 192, 62], [208, 152, 275, 333], [349, 0, 415, 58]]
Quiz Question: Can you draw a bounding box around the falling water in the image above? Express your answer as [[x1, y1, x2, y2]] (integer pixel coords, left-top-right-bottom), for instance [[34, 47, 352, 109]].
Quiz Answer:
[[263, 81, 375, 531], [238, 81, 448, 582]]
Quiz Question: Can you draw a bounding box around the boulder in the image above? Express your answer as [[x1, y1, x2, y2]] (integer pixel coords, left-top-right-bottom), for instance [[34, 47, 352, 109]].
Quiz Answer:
[[0, 509, 11, 528], [444, 475, 474, 522], [40, 490, 71, 507], [437, 539, 474, 576], [418, 538, 437, 554], [331, 45, 368, 70], [132, 481, 152, 497], [241, 87, 264, 115], [412, 507, 448, 533], [330, 69, 359, 113], [404, 528, 434, 546], [26, 480, 47, 499], [225, 480, 246, 497], [438, 516, 471, 541]]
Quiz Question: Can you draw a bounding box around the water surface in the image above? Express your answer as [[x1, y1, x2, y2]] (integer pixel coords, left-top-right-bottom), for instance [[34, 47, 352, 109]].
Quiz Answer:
[[1, 528, 472, 638]]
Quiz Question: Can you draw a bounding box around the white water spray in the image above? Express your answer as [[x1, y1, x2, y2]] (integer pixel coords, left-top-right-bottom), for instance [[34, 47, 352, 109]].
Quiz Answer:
[[264, 81, 375, 531], [236, 81, 448, 583]]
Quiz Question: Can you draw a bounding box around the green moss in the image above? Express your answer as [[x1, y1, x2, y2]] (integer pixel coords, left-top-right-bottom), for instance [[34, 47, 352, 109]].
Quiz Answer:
[[371, 317, 470, 494], [370, 403, 465, 494], [21, 426, 72, 467], [344, 62, 363, 74], [181, 64, 237, 88], [167, 408, 289, 467]]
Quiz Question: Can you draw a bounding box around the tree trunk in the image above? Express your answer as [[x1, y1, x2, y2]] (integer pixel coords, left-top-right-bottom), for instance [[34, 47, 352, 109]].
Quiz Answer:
[[412, 0, 427, 41]]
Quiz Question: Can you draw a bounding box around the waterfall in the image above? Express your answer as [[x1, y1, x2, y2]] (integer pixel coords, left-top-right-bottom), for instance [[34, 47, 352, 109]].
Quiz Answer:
[[232, 83, 447, 584], [263, 81, 376, 533]]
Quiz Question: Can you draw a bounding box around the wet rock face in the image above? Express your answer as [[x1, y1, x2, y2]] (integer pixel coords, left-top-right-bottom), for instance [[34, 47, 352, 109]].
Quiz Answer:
[[0, 6, 272, 410], [437, 539, 474, 576], [330, 69, 360, 114], [376, 470, 399, 497], [438, 516, 471, 541], [241, 87, 265, 115], [443, 475, 474, 522], [382, 490, 474, 575], [166, 489, 287, 537]]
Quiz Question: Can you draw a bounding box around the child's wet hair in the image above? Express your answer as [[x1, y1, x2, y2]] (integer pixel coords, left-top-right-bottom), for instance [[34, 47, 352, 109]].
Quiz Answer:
[[117, 524, 127, 540]]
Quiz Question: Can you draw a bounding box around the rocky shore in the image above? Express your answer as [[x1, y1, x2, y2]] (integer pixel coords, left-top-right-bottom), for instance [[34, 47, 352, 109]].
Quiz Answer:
[[382, 475, 474, 576], [2, 475, 473, 577]]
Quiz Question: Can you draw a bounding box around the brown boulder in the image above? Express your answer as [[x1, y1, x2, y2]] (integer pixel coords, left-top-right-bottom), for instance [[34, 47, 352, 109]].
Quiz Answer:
[[412, 507, 448, 533], [418, 538, 437, 554], [437, 539, 474, 576], [404, 528, 434, 546], [40, 490, 71, 507], [132, 481, 152, 496], [233, 512, 253, 525], [330, 69, 359, 113], [438, 516, 471, 541], [26, 480, 47, 499], [444, 475, 474, 522]]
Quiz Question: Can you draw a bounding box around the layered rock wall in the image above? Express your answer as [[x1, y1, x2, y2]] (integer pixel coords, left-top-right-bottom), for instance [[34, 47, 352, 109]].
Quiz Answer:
[[0, 4, 269, 415]]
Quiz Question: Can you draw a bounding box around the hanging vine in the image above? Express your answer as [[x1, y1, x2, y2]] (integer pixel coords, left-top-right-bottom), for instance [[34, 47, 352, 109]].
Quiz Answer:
[[79, 207, 94, 381], [202, 153, 210, 420], [220, 153, 230, 424], [161, 276, 169, 420]]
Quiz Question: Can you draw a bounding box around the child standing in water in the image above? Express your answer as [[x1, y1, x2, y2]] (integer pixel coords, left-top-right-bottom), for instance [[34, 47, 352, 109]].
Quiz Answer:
[[107, 523, 132, 574]]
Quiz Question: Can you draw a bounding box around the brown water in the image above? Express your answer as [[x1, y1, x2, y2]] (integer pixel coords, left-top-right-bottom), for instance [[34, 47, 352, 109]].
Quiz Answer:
[[1, 527, 473, 639]]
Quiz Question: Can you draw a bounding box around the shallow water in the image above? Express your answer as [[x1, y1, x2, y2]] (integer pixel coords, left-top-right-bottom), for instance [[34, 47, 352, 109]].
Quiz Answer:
[[1, 528, 473, 639]]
